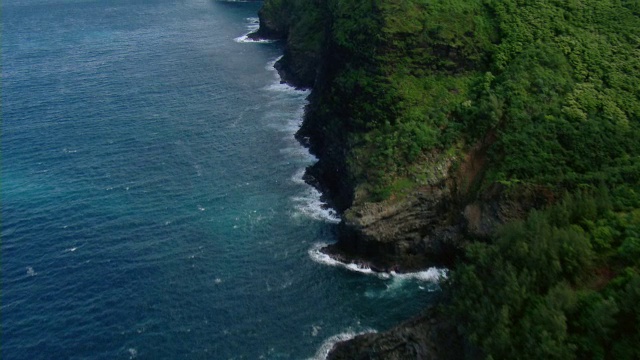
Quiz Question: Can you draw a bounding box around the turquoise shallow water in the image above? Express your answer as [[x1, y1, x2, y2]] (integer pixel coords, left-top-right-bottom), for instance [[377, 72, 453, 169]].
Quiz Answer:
[[2, 1, 441, 359]]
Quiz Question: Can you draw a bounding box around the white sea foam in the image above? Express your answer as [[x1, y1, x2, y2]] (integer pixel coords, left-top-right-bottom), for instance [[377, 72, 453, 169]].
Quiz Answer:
[[308, 243, 382, 276], [265, 56, 282, 71], [290, 172, 342, 223], [263, 58, 310, 95], [308, 243, 448, 281], [265, 81, 309, 94], [307, 330, 376, 360], [275, 120, 304, 134], [234, 17, 275, 43], [26, 267, 37, 276], [292, 188, 341, 223], [234, 34, 275, 44], [389, 267, 448, 282], [291, 168, 307, 185], [311, 324, 322, 337], [261, 57, 337, 224], [281, 147, 317, 164]]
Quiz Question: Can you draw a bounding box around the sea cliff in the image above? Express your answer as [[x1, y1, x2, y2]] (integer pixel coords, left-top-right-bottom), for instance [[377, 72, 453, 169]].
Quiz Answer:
[[250, 0, 640, 359]]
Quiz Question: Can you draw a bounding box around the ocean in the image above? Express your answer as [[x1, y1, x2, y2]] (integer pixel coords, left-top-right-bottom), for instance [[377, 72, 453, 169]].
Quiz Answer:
[[1, 1, 442, 358]]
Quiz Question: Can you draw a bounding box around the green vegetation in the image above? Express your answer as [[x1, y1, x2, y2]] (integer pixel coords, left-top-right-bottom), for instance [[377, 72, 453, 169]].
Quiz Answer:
[[306, 0, 640, 198], [449, 189, 640, 359], [258, 0, 640, 358]]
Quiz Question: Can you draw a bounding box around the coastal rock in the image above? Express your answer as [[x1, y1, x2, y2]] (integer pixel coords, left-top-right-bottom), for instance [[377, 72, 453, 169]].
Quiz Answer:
[[247, 4, 288, 41], [248, 2, 321, 88], [325, 188, 462, 272], [274, 47, 319, 89], [327, 309, 464, 360], [252, 1, 543, 358]]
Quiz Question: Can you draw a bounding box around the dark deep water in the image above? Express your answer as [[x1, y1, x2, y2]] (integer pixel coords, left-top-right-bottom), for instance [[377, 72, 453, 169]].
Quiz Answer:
[[1, 1, 442, 358]]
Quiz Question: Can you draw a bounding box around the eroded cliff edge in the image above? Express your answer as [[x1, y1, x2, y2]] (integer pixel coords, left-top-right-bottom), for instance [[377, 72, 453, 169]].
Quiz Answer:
[[250, 0, 535, 272], [249, 1, 492, 357], [249, 0, 640, 359]]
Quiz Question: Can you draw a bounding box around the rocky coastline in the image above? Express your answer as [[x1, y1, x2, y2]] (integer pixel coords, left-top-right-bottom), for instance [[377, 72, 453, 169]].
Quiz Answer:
[[326, 307, 466, 360], [249, 8, 466, 271], [247, 4, 551, 358], [247, 10, 469, 359], [244, 1, 640, 358]]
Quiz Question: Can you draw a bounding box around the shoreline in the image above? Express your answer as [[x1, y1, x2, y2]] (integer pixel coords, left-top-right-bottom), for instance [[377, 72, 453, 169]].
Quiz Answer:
[[308, 242, 447, 282], [248, 24, 455, 360]]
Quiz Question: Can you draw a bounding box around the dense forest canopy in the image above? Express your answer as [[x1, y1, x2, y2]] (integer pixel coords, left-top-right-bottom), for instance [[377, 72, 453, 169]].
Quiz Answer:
[[259, 0, 640, 358]]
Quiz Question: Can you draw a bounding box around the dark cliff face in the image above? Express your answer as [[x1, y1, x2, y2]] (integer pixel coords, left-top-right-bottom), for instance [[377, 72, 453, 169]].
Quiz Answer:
[[327, 308, 466, 360], [251, 1, 640, 359], [252, 0, 491, 271], [252, 2, 474, 357], [249, 0, 324, 89]]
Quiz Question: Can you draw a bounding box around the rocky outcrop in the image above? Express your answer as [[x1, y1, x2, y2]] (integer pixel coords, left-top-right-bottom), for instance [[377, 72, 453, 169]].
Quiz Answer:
[[327, 308, 465, 360], [247, 4, 288, 40], [273, 47, 319, 89], [325, 188, 462, 272], [248, 2, 321, 88]]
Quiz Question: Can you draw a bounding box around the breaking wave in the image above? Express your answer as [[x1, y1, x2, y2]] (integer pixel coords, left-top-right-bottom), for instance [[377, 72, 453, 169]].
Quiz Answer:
[[308, 243, 448, 281], [234, 17, 276, 43]]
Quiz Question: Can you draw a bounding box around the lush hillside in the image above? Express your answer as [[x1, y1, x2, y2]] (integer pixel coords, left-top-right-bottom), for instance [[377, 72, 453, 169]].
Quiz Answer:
[[449, 189, 640, 359], [254, 0, 640, 358], [295, 0, 640, 199]]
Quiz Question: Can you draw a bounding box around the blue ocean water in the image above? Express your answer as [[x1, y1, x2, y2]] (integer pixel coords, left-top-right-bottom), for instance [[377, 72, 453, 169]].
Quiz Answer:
[[1, 1, 441, 359]]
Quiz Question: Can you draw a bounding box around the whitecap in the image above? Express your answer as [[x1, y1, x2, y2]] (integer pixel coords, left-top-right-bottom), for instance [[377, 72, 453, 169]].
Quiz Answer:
[[26, 267, 37, 276], [308, 243, 448, 281], [311, 325, 322, 337], [307, 330, 376, 360]]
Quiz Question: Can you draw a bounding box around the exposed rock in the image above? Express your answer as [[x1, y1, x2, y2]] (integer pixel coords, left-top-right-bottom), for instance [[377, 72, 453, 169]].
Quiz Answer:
[[327, 308, 464, 360], [252, 2, 555, 358], [325, 188, 462, 272], [274, 47, 319, 89], [247, 5, 288, 41]]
